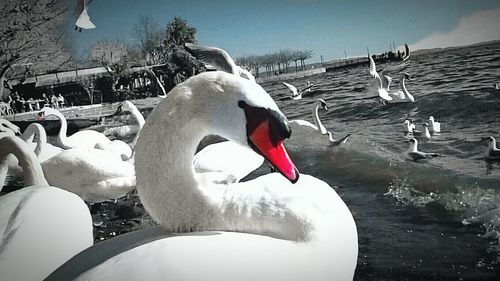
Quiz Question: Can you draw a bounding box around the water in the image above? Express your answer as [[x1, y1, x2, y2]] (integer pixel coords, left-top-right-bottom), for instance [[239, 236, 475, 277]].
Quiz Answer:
[[257, 41, 500, 280], [85, 41, 500, 279], [4, 42, 500, 279]]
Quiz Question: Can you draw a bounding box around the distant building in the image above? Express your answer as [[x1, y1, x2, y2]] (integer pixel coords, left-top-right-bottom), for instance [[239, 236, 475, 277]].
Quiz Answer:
[[91, 40, 128, 64]]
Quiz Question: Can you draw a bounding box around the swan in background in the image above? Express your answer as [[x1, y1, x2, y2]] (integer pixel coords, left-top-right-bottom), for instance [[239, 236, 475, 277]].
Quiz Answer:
[[58, 71, 357, 281], [0, 119, 20, 135], [428, 116, 441, 134], [103, 101, 145, 147], [290, 98, 329, 134], [193, 141, 264, 183], [405, 138, 441, 161], [481, 136, 500, 159], [494, 83, 499, 90], [39, 107, 110, 149], [422, 123, 431, 140], [282, 82, 314, 100], [39, 107, 131, 159], [384, 73, 415, 103], [0, 136, 93, 281], [185, 43, 256, 82], [75, 0, 95, 31], [289, 99, 350, 146], [41, 147, 136, 202], [326, 132, 351, 146], [20, 123, 63, 162], [403, 119, 416, 134], [369, 54, 409, 101]]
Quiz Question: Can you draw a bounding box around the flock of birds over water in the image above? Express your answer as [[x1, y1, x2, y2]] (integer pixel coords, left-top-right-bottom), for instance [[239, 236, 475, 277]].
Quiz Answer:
[[0, 42, 499, 281]]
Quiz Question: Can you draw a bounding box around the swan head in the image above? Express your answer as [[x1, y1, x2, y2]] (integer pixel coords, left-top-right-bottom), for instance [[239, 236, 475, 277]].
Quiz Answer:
[[153, 71, 299, 182], [38, 107, 61, 120], [481, 136, 495, 143], [429, 116, 435, 122], [401, 72, 412, 80], [315, 98, 328, 111]]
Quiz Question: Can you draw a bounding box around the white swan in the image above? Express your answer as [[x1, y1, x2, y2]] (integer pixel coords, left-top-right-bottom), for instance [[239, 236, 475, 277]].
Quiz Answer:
[[193, 140, 264, 183], [405, 138, 441, 161], [103, 101, 145, 148], [39, 107, 132, 159], [41, 147, 136, 202], [0, 136, 93, 281], [39, 107, 110, 149], [20, 123, 63, 162], [385, 73, 415, 103], [289, 99, 350, 146], [369, 56, 409, 101], [428, 116, 441, 134], [282, 82, 314, 100], [75, 0, 96, 31], [185, 43, 256, 82], [62, 71, 358, 281], [481, 136, 500, 159], [0, 119, 21, 135], [403, 119, 416, 133], [422, 123, 431, 140]]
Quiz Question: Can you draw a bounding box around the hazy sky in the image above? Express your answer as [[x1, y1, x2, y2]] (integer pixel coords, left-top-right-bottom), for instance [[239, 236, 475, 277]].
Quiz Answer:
[[70, 0, 500, 62]]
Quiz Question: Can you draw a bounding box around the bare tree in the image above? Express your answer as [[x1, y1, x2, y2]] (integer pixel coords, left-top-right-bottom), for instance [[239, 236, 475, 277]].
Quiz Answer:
[[132, 15, 164, 65], [0, 0, 72, 98], [298, 50, 314, 70]]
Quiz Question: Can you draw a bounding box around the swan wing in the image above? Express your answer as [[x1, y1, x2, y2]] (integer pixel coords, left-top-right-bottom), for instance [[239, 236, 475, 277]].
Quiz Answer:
[[75, 7, 96, 29], [282, 82, 298, 96], [185, 43, 239, 75], [369, 56, 379, 79], [193, 141, 264, 182]]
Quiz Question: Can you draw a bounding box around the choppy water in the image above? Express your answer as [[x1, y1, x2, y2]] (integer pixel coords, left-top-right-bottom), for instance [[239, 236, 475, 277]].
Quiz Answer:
[[259, 41, 500, 280], [3, 42, 500, 280]]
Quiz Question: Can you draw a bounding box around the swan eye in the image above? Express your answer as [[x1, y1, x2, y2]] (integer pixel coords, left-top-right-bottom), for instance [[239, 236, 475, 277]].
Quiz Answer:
[[238, 101, 291, 145]]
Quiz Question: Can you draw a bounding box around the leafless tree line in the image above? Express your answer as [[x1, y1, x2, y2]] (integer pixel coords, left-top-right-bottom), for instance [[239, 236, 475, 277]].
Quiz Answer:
[[236, 49, 314, 78]]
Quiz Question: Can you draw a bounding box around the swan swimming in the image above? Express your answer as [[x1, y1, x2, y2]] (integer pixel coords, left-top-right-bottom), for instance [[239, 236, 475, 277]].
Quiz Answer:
[[289, 99, 350, 146], [185, 43, 256, 82], [0, 136, 93, 281], [282, 82, 314, 100], [51, 70, 358, 281], [369, 54, 410, 101], [103, 101, 145, 148], [422, 123, 431, 140], [405, 138, 441, 161], [384, 73, 415, 103], [428, 116, 441, 134], [481, 136, 500, 159]]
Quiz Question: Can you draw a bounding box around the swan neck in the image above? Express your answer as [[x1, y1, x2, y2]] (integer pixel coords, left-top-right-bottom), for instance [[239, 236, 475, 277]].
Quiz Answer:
[[51, 111, 70, 148], [130, 106, 146, 148], [0, 137, 48, 187], [21, 124, 46, 156], [313, 105, 327, 134]]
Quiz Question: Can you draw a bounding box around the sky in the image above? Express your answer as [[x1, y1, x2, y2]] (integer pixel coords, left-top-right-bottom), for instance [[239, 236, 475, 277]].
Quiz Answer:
[[70, 0, 500, 62]]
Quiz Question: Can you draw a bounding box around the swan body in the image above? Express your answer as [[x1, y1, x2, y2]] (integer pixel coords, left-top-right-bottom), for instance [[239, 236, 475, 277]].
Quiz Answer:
[[39, 107, 111, 149], [104, 101, 145, 148], [428, 116, 441, 134], [403, 119, 416, 133], [193, 141, 264, 183], [369, 56, 409, 101], [39, 107, 131, 158], [405, 138, 441, 161], [0, 136, 93, 281], [482, 136, 500, 159], [423, 123, 431, 140], [41, 148, 136, 202], [63, 71, 357, 280], [385, 73, 415, 103]]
